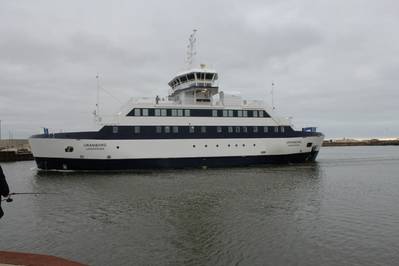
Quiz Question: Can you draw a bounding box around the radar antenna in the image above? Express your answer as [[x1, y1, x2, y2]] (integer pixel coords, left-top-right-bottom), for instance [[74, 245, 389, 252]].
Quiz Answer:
[[186, 29, 197, 68]]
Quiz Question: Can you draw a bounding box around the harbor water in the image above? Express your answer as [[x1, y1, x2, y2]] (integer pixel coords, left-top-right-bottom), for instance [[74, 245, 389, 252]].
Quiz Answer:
[[1, 146, 399, 265]]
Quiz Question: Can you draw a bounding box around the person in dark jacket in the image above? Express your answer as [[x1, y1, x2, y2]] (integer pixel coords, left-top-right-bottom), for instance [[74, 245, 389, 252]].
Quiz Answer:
[[0, 165, 10, 219]]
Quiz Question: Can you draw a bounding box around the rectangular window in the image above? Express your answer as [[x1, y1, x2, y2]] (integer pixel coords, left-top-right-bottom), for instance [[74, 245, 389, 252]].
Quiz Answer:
[[165, 126, 170, 133], [156, 126, 162, 133], [189, 126, 195, 133], [201, 126, 206, 133], [253, 126, 258, 133], [281, 126, 285, 133], [212, 109, 218, 117], [171, 109, 177, 116], [243, 110, 248, 117], [173, 126, 179, 133], [264, 126, 268, 133], [134, 126, 140, 134], [259, 110, 264, 117], [223, 110, 228, 117], [113, 126, 118, 133], [134, 109, 141, 116], [237, 110, 243, 117], [243, 126, 247, 133], [184, 109, 190, 116], [253, 110, 258, 117], [228, 110, 234, 117], [177, 109, 183, 116], [142, 109, 149, 116], [235, 126, 240, 133], [161, 109, 167, 116], [217, 126, 222, 133], [155, 109, 161, 116], [228, 126, 233, 133], [274, 126, 279, 133]]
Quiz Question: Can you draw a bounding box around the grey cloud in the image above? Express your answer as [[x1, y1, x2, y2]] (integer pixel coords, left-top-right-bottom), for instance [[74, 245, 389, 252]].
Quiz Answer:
[[0, 0, 399, 138]]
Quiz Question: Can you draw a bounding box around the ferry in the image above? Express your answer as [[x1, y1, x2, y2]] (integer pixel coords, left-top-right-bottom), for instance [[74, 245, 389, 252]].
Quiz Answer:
[[29, 31, 324, 171]]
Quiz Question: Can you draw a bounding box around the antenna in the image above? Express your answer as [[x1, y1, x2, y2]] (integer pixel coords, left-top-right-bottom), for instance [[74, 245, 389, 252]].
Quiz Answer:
[[186, 29, 197, 68], [95, 73, 100, 121], [271, 82, 276, 110]]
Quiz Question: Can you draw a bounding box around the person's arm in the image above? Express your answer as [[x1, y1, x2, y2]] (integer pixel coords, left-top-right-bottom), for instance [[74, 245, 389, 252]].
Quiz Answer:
[[0, 167, 10, 197]]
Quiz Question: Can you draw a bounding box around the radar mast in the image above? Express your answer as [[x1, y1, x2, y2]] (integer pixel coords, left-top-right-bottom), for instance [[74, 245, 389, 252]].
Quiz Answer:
[[185, 29, 197, 69]]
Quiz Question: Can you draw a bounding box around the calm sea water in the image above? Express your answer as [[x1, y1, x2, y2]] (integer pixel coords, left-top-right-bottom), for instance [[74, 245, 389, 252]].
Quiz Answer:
[[1, 146, 399, 266]]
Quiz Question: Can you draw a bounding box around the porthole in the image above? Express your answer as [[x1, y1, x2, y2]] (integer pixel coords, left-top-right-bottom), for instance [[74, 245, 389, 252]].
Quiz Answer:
[[193, 145, 196, 148], [253, 144, 256, 147], [107, 155, 111, 159], [116, 146, 120, 149], [242, 144, 245, 147], [235, 144, 238, 147], [228, 144, 231, 147], [205, 144, 208, 148], [216, 144, 219, 147]]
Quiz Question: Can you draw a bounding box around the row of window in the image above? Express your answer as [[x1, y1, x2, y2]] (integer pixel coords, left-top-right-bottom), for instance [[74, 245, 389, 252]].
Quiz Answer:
[[170, 72, 217, 88], [113, 125, 286, 134], [128, 108, 269, 118], [193, 143, 257, 148]]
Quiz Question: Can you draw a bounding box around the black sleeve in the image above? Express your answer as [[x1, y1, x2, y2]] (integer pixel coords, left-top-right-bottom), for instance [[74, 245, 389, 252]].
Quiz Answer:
[[0, 166, 10, 197]]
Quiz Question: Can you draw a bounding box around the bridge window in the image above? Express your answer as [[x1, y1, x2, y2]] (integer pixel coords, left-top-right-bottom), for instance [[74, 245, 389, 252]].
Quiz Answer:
[[180, 75, 188, 83], [259, 111, 264, 117], [237, 110, 242, 117], [171, 109, 177, 116], [184, 109, 190, 116], [228, 110, 234, 117], [253, 110, 258, 117], [142, 109, 149, 116], [177, 109, 183, 116], [223, 110, 228, 117], [161, 109, 167, 116], [197, 73, 205, 80], [205, 73, 213, 80], [243, 110, 248, 117], [155, 109, 160, 116], [212, 110, 218, 117], [187, 73, 195, 81], [134, 109, 141, 116]]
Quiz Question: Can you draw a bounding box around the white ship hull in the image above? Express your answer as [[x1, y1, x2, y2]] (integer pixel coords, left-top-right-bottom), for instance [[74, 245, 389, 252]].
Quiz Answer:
[[29, 135, 324, 170]]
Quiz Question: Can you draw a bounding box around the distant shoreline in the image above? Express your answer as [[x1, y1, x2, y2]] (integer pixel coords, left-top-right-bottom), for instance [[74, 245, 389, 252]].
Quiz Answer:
[[323, 139, 399, 147]]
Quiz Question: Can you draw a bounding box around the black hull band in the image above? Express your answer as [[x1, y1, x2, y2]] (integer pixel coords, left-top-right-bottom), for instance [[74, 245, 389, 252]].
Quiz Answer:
[[34, 151, 320, 171]]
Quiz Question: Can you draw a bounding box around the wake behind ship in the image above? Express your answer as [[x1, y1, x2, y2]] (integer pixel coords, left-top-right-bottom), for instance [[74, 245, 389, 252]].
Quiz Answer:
[[29, 33, 324, 171]]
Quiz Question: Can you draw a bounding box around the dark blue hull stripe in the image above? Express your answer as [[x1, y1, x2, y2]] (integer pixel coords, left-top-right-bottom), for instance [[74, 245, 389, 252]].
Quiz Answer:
[[35, 151, 319, 171]]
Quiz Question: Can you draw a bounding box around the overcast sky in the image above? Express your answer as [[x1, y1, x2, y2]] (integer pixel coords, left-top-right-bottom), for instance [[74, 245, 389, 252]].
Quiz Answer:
[[1, 0, 398, 139]]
